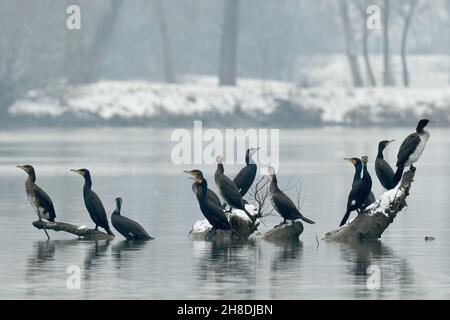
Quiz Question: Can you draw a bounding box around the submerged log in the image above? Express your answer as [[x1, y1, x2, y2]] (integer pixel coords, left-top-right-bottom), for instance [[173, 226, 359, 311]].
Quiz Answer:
[[324, 169, 415, 242], [263, 221, 304, 241], [32, 220, 115, 241]]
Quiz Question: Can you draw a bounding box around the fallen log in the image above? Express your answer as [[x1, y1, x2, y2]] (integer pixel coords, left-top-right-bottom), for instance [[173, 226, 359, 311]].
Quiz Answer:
[[324, 168, 415, 242], [32, 220, 115, 240]]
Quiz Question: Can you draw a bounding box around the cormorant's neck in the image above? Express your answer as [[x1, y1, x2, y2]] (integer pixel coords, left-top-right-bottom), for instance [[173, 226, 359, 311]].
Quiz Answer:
[[246, 153, 256, 165], [197, 180, 207, 202], [216, 163, 224, 174], [269, 175, 280, 192], [83, 175, 92, 189], [362, 163, 369, 177], [353, 163, 362, 181], [27, 173, 36, 183], [377, 145, 385, 159]]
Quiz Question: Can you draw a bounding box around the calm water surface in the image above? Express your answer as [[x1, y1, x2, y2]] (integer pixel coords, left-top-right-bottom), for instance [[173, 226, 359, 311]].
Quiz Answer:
[[0, 127, 449, 299]]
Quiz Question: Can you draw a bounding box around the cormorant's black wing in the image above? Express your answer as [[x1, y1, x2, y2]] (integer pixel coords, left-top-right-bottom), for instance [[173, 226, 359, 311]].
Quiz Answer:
[[207, 189, 222, 207], [397, 133, 420, 167], [375, 158, 396, 189], [233, 166, 256, 196], [85, 190, 109, 229], [112, 215, 151, 240], [34, 185, 56, 220], [272, 191, 300, 220], [200, 201, 231, 230], [219, 175, 244, 207]]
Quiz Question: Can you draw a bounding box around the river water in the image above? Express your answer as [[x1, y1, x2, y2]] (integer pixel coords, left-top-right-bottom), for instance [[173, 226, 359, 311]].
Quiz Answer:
[[0, 127, 448, 299]]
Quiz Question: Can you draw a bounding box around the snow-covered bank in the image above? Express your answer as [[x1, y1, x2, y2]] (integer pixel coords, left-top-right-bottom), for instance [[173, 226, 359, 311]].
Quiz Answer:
[[8, 77, 450, 127]]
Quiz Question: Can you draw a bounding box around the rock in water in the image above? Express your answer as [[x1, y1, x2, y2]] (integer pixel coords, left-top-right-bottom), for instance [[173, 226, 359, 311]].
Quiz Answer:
[[263, 220, 304, 241]]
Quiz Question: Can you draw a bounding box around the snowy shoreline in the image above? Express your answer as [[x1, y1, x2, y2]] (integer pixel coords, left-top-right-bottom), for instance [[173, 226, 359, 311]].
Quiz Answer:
[[7, 77, 450, 127]]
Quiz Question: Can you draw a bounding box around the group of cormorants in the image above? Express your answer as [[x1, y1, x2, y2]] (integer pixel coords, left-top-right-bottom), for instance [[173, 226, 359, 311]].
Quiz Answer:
[[17, 166, 152, 240], [339, 119, 431, 226], [18, 119, 430, 242]]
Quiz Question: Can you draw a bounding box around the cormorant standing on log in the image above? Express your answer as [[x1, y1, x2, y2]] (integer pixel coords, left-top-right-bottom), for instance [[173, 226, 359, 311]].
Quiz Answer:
[[344, 157, 375, 209], [394, 119, 431, 184], [340, 156, 372, 227], [17, 165, 56, 239], [111, 198, 153, 240], [375, 140, 397, 190], [71, 169, 114, 236], [189, 175, 243, 240], [267, 166, 315, 226], [184, 170, 221, 207], [233, 147, 259, 197], [214, 156, 256, 223]]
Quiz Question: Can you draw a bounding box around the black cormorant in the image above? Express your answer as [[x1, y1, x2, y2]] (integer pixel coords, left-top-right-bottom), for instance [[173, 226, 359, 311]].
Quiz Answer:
[[189, 175, 243, 240], [111, 198, 153, 240], [71, 169, 114, 236], [233, 147, 259, 197], [267, 166, 315, 225], [344, 157, 375, 209], [394, 119, 431, 183], [214, 156, 256, 223], [184, 170, 221, 207], [17, 165, 56, 239], [375, 140, 397, 190], [340, 156, 373, 227]]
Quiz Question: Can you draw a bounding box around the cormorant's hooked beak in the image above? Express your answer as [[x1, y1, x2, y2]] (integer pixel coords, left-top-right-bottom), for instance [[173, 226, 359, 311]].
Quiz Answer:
[[344, 158, 357, 165], [183, 170, 196, 179], [71, 169, 84, 176], [388, 139, 395, 144], [17, 165, 28, 173]]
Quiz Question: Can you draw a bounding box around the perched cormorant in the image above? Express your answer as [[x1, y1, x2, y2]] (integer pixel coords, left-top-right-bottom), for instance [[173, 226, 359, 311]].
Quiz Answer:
[[344, 157, 375, 209], [394, 119, 431, 183], [340, 156, 373, 227], [71, 169, 114, 236], [214, 156, 256, 223], [17, 165, 56, 239], [111, 198, 153, 240], [233, 147, 259, 197], [189, 175, 243, 240], [184, 170, 221, 207], [267, 166, 315, 225], [375, 140, 397, 190]]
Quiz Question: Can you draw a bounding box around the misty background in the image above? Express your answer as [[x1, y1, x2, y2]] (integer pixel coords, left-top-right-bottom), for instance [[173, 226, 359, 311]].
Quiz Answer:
[[1, 0, 450, 127]]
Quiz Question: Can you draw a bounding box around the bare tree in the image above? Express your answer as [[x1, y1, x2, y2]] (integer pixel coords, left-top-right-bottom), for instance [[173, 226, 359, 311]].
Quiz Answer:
[[153, 0, 176, 83], [398, 0, 419, 87], [383, 0, 396, 86], [339, 0, 364, 87], [219, 0, 241, 86], [355, 0, 377, 86]]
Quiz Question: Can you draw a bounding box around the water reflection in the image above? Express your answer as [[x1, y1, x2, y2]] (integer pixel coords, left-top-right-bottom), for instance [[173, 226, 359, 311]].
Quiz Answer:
[[193, 241, 257, 299], [111, 240, 149, 271], [338, 241, 416, 299], [83, 241, 111, 275]]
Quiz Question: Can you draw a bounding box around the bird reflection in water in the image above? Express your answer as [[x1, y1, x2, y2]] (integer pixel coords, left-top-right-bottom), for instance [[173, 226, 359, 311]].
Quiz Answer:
[[338, 240, 416, 299], [112, 240, 148, 272], [193, 240, 258, 299]]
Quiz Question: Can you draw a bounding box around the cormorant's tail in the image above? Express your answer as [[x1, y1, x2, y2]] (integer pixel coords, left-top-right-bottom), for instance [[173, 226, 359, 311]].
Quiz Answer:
[[339, 211, 351, 227], [299, 215, 315, 224], [106, 228, 115, 236], [394, 166, 404, 185], [230, 228, 244, 239]]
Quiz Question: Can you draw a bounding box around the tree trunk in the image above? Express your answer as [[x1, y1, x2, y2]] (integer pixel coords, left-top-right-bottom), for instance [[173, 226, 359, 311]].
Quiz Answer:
[[339, 0, 364, 87], [324, 169, 415, 242], [32, 220, 115, 240], [383, 0, 395, 86], [85, 0, 123, 83], [356, 0, 376, 86], [154, 0, 176, 83], [219, 0, 241, 86], [400, 0, 418, 87]]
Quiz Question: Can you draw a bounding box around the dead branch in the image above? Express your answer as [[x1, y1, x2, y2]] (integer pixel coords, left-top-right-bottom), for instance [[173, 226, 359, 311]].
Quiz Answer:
[[32, 220, 115, 240]]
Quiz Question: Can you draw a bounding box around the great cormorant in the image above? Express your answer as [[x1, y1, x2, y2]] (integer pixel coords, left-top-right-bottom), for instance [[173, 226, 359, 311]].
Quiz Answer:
[[344, 157, 375, 209], [233, 147, 259, 197], [17, 165, 56, 239], [375, 140, 397, 190], [340, 156, 373, 227], [71, 169, 114, 236], [394, 119, 431, 183], [111, 198, 153, 240], [267, 166, 315, 225], [189, 175, 243, 240], [214, 156, 256, 223], [184, 170, 221, 207]]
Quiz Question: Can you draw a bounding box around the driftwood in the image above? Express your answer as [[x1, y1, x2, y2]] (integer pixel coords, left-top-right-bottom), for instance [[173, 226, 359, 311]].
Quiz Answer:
[[32, 220, 115, 240], [324, 169, 415, 242], [263, 221, 304, 241]]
